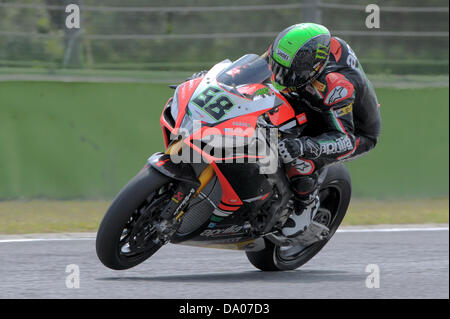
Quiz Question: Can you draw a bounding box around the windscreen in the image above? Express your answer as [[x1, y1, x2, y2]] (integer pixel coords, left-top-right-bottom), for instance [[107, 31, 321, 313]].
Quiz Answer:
[[216, 54, 272, 98]]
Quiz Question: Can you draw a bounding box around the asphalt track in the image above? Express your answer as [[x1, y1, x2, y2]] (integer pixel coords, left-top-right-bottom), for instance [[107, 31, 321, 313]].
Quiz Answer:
[[0, 226, 448, 299]]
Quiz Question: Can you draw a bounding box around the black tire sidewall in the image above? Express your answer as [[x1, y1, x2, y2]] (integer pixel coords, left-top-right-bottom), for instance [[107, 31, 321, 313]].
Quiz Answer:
[[246, 163, 352, 271], [95, 167, 170, 270]]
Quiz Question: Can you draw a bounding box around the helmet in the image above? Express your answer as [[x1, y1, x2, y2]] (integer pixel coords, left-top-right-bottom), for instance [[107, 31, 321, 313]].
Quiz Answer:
[[269, 23, 331, 91]]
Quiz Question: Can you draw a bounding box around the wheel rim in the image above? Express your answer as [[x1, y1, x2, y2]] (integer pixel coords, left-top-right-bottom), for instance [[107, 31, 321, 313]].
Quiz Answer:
[[118, 185, 172, 259], [275, 185, 341, 263], [313, 207, 332, 227]]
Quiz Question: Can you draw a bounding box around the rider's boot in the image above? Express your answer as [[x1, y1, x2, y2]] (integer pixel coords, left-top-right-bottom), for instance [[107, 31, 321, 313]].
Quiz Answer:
[[281, 190, 330, 245], [281, 191, 320, 238]]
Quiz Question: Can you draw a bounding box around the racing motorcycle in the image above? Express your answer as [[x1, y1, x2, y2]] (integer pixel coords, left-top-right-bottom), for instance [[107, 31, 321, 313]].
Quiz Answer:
[[96, 54, 351, 271]]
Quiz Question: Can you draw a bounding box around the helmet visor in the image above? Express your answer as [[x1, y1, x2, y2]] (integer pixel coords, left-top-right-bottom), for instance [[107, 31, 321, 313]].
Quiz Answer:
[[270, 57, 311, 89]]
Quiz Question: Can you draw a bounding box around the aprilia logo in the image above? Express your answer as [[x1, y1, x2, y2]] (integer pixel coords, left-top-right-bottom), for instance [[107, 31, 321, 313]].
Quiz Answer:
[[320, 136, 353, 155], [200, 225, 244, 237]]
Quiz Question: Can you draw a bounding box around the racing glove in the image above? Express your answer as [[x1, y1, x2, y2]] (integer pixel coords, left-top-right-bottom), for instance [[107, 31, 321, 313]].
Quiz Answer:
[[279, 137, 323, 163], [278, 138, 303, 163]]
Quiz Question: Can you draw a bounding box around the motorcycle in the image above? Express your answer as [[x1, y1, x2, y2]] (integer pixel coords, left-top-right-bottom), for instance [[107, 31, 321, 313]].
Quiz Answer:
[[96, 54, 352, 271]]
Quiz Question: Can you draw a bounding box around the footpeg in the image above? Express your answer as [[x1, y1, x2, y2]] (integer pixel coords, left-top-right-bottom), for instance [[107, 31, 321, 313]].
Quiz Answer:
[[291, 221, 329, 246], [265, 221, 329, 247]]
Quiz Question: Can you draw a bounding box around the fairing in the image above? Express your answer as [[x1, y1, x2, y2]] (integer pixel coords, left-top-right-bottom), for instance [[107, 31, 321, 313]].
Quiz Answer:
[[186, 56, 275, 125], [156, 55, 301, 249]]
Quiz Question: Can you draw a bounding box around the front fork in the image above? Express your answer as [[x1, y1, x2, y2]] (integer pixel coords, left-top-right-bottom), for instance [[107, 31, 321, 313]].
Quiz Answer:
[[147, 140, 216, 242]]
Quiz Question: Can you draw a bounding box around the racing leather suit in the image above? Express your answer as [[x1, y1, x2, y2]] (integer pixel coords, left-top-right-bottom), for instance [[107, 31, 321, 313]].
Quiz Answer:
[[278, 37, 382, 198]]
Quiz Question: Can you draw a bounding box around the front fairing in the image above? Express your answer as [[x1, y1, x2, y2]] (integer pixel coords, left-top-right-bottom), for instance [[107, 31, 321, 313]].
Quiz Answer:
[[160, 54, 299, 153], [185, 54, 276, 125], [156, 56, 297, 249]]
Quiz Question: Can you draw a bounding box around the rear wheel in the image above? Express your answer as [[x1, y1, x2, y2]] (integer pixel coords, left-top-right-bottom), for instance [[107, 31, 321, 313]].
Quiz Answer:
[[96, 167, 172, 270], [246, 163, 351, 271]]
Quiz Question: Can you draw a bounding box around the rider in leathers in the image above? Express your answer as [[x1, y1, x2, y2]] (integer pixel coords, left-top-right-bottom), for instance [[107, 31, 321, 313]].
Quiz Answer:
[[266, 23, 381, 238], [188, 23, 381, 239]]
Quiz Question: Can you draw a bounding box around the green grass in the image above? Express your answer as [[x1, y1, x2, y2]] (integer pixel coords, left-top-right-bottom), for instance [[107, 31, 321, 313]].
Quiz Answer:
[[346, 87, 449, 198], [0, 200, 108, 234], [344, 198, 449, 225], [0, 81, 448, 199], [0, 198, 447, 234]]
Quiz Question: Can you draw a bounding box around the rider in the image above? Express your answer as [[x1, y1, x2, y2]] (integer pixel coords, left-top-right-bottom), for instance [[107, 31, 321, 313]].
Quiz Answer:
[[266, 23, 381, 238], [186, 23, 381, 240]]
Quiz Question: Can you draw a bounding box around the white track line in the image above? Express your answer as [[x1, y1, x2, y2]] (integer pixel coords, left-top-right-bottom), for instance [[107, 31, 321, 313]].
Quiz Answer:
[[0, 238, 94, 243], [0, 227, 448, 243], [337, 227, 449, 233]]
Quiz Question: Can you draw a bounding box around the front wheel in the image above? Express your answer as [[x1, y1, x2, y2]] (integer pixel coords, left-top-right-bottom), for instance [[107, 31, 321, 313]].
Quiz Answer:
[[96, 167, 172, 270], [246, 163, 352, 271]]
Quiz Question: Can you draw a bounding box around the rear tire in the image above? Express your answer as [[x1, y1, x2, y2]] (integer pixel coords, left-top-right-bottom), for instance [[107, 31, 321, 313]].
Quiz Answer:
[[96, 167, 171, 270], [246, 163, 352, 271]]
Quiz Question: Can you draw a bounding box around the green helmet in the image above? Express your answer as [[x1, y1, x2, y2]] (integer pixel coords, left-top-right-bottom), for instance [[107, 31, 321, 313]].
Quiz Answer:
[[269, 23, 331, 91]]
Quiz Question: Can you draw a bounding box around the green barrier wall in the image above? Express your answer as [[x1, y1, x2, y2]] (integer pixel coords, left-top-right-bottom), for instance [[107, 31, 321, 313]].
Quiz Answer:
[[0, 81, 448, 199]]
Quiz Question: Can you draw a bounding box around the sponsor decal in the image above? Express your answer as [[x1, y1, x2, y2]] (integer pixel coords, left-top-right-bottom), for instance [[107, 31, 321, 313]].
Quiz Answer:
[[333, 103, 353, 117], [226, 67, 241, 77], [312, 80, 326, 92], [280, 86, 297, 94], [315, 44, 329, 60], [255, 87, 271, 97], [200, 225, 244, 237], [155, 158, 170, 167], [174, 191, 184, 201], [296, 113, 307, 125], [346, 54, 358, 70], [293, 158, 315, 175], [172, 189, 195, 216], [232, 121, 252, 128], [276, 48, 290, 62], [279, 120, 296, 130], [306, 139, 322, 158], [320, 136, 353, 155], [325, 86, 348, 105]]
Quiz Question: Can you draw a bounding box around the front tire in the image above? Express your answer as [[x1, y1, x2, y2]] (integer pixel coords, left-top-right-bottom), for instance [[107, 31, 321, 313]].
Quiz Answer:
[[246, 163, 352, 271], [96, 167, 171, 270]]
